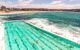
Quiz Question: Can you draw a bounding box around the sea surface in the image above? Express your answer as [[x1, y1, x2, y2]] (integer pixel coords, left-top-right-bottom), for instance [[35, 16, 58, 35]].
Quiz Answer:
[[0, 11, 80, 37]]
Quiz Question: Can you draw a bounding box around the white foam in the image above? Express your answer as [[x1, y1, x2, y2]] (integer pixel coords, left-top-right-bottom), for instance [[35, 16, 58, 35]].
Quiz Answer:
[[25, 18, 80, 44]]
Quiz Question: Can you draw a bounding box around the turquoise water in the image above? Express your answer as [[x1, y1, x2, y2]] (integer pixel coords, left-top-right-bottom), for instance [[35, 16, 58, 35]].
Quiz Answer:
[[4, 20, 80, 50], [2, 12, 80, 27], [26, 12, 80, 27], [2, 12, 80, 35]]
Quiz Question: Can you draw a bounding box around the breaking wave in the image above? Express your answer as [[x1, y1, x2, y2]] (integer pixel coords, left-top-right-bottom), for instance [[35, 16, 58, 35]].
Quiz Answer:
[[25, 18, 80, 43]]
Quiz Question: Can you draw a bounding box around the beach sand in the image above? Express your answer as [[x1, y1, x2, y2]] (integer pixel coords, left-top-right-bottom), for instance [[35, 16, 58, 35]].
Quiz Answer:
[[0, 11, 46, 15]]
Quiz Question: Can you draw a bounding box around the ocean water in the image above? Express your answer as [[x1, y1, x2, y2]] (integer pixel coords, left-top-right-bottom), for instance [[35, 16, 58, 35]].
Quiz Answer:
[[1, 11, 80, 39]]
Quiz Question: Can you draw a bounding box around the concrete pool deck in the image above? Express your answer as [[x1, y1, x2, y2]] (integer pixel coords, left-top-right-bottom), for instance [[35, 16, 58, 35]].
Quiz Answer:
[[4, 20, 80, 50], [0, 22, 5, 50]]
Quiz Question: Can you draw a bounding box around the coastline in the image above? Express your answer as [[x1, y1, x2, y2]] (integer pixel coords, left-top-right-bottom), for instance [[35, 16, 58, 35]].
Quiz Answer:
[[0, 11, 78, 15], [0, 11, 33, 15], [0, 11, 47, 15]]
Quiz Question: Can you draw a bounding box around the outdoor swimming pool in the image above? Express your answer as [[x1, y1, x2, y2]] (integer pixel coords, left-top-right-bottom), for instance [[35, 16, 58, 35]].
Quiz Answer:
[[4, 20, 80, 50]]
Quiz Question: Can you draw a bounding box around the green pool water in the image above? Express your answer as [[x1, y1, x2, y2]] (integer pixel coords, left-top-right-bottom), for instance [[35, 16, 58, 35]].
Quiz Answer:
[[4, 20, 80, 50]]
